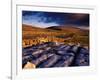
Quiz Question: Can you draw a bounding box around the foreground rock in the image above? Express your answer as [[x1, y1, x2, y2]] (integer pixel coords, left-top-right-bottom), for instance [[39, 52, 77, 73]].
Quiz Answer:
[[22, 42, 89, 69]]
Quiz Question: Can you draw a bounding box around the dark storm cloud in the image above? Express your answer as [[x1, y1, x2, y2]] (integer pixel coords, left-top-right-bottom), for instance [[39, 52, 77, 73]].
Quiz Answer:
[[22, 11, 89, 27], [67, 14, 89, 26]]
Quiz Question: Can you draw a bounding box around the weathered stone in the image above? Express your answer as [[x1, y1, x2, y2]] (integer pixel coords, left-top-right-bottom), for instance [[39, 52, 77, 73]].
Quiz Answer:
[[22, 42, 89, 68], [37, 54, 61, 68]]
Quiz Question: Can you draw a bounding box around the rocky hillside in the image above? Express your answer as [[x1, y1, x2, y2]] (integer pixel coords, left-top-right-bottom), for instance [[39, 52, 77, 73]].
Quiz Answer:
[[22, 24, 89, 48], [22, 42, 89, 69]]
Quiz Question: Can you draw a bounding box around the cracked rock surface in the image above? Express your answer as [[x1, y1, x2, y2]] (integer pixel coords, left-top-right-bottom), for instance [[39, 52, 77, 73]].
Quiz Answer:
[[22, 42, 89, 69]]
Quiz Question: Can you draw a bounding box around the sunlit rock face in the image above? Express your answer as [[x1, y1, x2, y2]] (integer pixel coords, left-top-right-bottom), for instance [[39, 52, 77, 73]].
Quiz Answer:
[[22, 42, 89, 69], [24, 62, 36, 69]]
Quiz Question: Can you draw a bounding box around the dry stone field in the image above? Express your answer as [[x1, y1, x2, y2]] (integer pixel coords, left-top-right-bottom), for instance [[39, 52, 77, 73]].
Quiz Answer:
[[22, 42, 89, 69]]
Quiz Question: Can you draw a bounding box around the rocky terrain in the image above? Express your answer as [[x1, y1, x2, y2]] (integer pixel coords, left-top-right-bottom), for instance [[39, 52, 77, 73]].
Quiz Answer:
[[22, 42, 89, 69]]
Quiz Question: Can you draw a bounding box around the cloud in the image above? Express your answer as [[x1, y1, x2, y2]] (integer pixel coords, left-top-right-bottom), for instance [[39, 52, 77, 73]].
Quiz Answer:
[[69, 14, 88, 20], [22, 11, 89, 27]]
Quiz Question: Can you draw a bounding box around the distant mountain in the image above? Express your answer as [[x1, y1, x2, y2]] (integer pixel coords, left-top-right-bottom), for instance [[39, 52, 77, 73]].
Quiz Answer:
[[46, 25, 89, 34], [46, 25, 89, 30], [46, 26, 62, 31]]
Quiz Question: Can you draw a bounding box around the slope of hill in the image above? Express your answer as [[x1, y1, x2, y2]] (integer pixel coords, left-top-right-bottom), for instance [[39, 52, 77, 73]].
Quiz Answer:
[[22, 24, 89, 48], [23, 24, 89, 34], [46, 25, 89, 33], [22, 24, 45, 31]]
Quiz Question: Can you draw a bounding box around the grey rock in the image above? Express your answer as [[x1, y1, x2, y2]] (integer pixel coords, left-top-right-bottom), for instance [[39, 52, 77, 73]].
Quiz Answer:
[[22, 42, 89, 68]]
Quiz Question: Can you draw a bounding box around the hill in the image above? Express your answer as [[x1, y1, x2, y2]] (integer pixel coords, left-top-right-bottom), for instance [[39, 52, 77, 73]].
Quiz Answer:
[[46, 25, 89, 33], [22, 24, 89, 48]]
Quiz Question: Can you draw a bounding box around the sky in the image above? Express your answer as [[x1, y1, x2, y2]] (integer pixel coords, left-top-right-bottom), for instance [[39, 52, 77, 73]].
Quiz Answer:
[[22, 11, 89, 28]]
